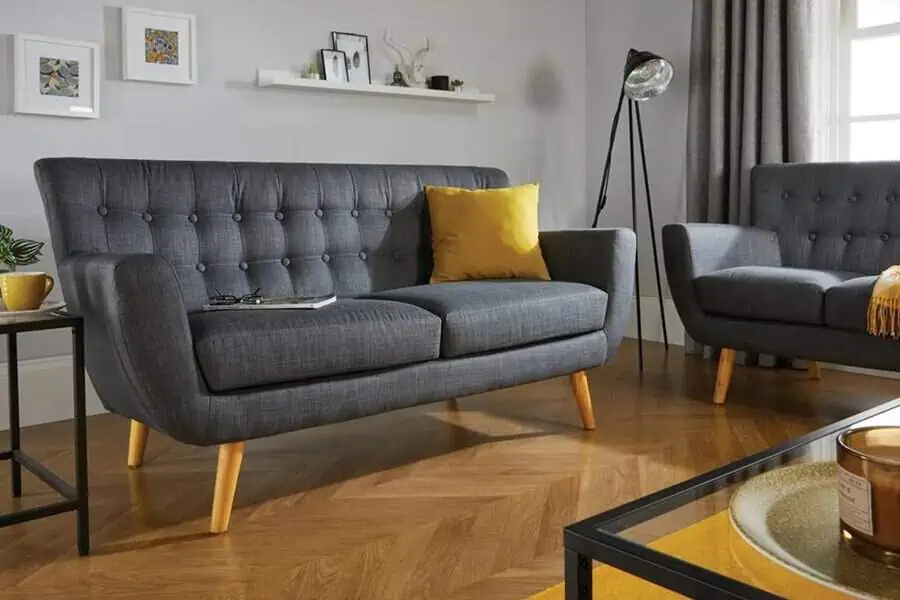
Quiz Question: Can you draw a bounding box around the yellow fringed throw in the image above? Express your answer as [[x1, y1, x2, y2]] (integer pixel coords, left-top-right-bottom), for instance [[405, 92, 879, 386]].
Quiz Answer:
[[868, 266, 900, 338]]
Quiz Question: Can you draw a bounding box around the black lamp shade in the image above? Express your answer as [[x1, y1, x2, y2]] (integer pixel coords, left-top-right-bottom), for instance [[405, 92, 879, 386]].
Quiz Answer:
[[623, 48, 673, 101]]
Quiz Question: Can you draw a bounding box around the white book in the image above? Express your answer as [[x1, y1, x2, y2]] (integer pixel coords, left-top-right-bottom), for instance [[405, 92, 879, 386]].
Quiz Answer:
[[202, 294, 337, 311]]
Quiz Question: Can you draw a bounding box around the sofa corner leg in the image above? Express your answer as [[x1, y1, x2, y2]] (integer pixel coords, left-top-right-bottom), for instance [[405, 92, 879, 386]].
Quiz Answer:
[[127, 420, 149, 468], [714, 348, 736, 405], [808, 361, 822, 380], [569, 370, 596, 431], [210, 441, 245, 534]]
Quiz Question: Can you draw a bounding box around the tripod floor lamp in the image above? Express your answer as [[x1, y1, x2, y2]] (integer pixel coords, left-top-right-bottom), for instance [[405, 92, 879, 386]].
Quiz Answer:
[[591, 48, 674, 371]]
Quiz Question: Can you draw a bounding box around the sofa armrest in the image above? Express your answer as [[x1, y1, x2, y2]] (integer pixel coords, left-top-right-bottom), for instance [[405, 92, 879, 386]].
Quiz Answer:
[[540, 228, 636, 359], [59, 253, 208, 443], [661, 223, 782, 336]]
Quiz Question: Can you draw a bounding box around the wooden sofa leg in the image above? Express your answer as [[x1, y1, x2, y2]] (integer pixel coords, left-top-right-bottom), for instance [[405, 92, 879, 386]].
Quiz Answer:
[[210, 442, 245, 534], [714, 349, 736, 405], [127, 420, 149, 468], [569, 370, 596, 431], [808, 361, 822, 380]]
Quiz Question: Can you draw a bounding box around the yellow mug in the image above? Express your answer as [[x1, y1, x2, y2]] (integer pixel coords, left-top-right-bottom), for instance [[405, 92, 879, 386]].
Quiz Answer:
[[0, 272, 55, 311]]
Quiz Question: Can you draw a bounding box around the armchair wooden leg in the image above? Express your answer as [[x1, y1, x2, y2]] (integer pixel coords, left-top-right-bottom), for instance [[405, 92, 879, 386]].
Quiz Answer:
[[569, 370, 596, 431], [127, 420, 149, 468], [808, 361, 822, 380], [210, 442, 245, 534], [713, 348, 736, 405]]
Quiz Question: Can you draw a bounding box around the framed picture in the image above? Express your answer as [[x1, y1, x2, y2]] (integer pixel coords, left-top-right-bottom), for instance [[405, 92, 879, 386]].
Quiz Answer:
[[14, 34, 100, 119], [331, 31, 371, 85], [320, 49, 349, 83], [122, 6, 197, 84]]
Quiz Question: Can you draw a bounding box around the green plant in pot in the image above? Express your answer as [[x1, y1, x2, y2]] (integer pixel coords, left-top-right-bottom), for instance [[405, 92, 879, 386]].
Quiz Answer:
[[451, 79, 464, 92], [0, 225, 44, 272]]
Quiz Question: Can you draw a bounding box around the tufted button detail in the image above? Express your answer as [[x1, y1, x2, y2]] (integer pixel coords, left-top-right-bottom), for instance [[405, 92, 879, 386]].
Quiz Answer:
[[393, 251, 403, 261], [275, 211, 284, 221], [196, 263, 206, 273], [849, 194, 859, 203], [385, 209, 393, 218], [281, 257, 291, 267], [232, 213, 242, 223], [781, 191, 790, 201], [97, 206, 108, 217], [843, 233, 852, 242], [882, 233, 891, 242], [889, 193, 898, 204], [351, 209, 360, 218], [314, 208, 324, 218], [358, 251, 367, 260], [813, 194, 822, 204], [188, 213, 198, 224], [142, 212, 153, 223], [808, 232, 817, 241], [322, 253, 331, 264], [239, 261, 248, 271]]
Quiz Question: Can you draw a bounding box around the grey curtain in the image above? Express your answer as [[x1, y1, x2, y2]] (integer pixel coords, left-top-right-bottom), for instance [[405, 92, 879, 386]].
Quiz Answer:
[[685, 0, 817, 365]]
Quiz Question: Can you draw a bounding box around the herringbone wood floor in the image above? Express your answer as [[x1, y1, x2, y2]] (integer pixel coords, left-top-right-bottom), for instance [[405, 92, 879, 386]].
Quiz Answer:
[[1, 341, 900, 599]]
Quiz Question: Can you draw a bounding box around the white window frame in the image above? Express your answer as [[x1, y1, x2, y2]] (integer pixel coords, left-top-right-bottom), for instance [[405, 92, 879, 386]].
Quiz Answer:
[[839, 0, 900, 160]]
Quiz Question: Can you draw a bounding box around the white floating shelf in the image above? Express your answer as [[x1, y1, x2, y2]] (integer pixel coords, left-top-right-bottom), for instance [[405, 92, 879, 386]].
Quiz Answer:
[[256, 69, 495, 104]]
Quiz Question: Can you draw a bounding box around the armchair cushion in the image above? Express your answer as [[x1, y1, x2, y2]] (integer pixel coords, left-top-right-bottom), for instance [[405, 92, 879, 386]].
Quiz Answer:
[[189, 299, 442, 392], [695, 266, 860, 325], [825, 276, 879, 332], [369, 281, 606, 358]]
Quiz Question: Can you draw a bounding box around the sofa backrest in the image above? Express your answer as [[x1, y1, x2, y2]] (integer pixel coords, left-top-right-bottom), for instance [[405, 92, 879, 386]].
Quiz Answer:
[[751, 161, 900, 274], [34, 158, 508, 308]]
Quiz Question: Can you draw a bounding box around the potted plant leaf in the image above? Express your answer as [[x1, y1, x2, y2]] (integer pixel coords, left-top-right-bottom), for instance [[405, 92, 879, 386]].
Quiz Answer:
[[0, 225, 44, 272], [451, 79, 464, 92]]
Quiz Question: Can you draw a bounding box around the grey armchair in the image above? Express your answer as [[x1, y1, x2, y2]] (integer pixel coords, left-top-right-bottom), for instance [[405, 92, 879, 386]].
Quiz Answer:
[[664, 161, 900, 404], [35, 158, 636, 533]]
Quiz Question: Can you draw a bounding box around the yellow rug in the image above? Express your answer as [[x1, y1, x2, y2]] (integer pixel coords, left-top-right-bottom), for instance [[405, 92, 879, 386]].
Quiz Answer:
[[529, 511, 849, 599]]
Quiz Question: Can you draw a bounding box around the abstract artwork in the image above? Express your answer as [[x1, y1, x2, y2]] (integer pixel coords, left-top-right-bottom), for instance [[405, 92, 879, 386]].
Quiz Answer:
[[144, 28, 179, 65], [332, 32, 371, 85], [39, 57, 79, 97], [123, 7, 196, 84], [15, 34, 99, 118]]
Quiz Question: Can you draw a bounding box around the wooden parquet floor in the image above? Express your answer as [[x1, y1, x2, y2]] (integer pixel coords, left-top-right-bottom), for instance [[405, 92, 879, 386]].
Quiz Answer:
[[1, 341, 900, 599]]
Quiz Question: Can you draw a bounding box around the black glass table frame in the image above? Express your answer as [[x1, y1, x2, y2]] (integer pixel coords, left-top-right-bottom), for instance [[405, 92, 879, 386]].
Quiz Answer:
[[563, 397, 900, 600], [0, 313, 88, 556]]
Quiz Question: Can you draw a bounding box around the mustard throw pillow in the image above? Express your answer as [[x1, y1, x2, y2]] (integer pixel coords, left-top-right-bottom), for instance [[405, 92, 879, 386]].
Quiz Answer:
[[426, 183, 551, 283]]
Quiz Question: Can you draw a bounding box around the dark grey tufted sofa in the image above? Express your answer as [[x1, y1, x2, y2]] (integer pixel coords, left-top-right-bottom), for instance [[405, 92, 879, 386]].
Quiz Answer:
[[34, 158, 636, 532], [664, 161, 900, 404]]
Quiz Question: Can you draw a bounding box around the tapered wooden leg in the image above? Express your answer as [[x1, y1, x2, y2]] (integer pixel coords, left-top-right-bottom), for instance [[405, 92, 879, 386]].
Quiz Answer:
[[808, 361, 822, 380], [446, 398, 459, 411], [713, 348, 736, 405], [127, 420, 149, 468], [569, 371, 596, 431], [210, 442, 245, 534]]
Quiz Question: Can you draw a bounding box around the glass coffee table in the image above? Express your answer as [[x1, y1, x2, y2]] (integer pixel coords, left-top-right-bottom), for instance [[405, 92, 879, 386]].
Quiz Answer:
[[563, 398, 900, 599]]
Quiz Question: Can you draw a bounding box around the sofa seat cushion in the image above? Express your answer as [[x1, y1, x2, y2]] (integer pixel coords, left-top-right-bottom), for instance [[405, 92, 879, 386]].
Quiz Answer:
[[824, 276, 878, 332], [694, 266, 861, 325], [189, 299, 442, 392], [369, 281, 607, 358]]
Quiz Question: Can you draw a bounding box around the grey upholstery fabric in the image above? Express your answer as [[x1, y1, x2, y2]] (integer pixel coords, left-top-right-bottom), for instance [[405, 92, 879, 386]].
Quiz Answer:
[[36, 158, 636, 446], [752, 162, 900, 273], [189, 300, 441, 392], [825, 276, 877, 332], [539, 228, 636, 358], [35, 159, 508, 311], [695, 266, 859, 325], [369, 281, 606, 358]]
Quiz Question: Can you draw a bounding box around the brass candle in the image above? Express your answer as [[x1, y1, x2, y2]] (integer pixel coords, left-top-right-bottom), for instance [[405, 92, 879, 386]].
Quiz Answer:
[[837, 426, 900, 566]]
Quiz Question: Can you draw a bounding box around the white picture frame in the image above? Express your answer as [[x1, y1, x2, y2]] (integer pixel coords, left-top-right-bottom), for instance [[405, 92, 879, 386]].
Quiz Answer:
[[14, 34, 101, 119], [122, 6, 197, 85]]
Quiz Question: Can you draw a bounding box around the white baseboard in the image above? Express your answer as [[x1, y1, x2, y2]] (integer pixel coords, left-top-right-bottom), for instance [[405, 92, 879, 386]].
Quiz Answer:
[[624, 296, 685, 346], [0, 356, 106, 431]]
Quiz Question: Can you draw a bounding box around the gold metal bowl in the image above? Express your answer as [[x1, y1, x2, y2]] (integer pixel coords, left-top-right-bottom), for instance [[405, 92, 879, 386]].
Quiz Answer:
[[837, 426, 900, 567]]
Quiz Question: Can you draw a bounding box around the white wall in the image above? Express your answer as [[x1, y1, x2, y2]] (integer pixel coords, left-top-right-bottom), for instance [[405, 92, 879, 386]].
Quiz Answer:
[[0, 0, 587, 361], [586, 0, 693, 299]]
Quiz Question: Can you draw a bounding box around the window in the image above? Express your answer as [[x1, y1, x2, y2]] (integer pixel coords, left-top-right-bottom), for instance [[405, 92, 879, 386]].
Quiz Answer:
[[841, 0, 900, 160]]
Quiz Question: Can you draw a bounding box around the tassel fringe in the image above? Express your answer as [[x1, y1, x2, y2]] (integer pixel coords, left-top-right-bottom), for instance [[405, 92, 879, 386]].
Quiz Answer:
[[868, 265, 900, 339]]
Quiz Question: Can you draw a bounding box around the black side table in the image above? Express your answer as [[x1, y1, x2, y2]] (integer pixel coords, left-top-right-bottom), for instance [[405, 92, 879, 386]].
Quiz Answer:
[[0, 311, 88, 556]]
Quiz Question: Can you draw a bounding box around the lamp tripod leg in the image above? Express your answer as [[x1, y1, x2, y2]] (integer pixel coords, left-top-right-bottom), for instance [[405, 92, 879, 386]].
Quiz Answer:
[[628, 100, 643, 372], [634, 102, 668, 350], [592, 87, 626, 228]]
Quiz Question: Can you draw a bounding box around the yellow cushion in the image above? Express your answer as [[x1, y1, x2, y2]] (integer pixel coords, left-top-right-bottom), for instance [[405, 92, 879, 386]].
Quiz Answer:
[[426, 183, 551, 283]]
